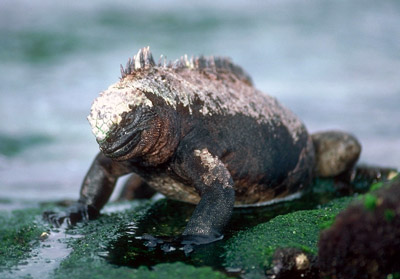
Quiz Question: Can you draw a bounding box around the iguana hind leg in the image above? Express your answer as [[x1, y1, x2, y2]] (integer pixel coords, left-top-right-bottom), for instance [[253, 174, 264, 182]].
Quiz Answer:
[[312, 131, 361, 178], [117, 174, 156, 201]]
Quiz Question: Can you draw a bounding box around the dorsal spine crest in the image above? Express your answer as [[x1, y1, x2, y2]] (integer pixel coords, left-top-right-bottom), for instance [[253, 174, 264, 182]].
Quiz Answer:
[[121, 46, 155, 78], [120, 46, 253, 85]]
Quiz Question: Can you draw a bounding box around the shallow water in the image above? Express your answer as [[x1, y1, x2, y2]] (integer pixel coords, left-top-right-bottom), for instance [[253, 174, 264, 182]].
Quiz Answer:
[[1, 225, 80, 279], [0, 0, 399, 210]]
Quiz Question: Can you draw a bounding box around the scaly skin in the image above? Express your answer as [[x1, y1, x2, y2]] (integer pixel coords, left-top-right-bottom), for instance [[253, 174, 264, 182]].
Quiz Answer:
[[44, 47, 361, 248]]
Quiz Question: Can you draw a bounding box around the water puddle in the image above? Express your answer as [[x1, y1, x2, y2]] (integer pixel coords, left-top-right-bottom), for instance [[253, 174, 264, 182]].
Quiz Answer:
[[0, 222, 82, 279], [105, 197, 316, 273], [106, 206, 236, 276]]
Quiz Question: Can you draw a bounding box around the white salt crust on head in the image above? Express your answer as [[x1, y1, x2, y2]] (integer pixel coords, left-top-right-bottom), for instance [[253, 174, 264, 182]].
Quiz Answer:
[[87, 83, 153, 141]]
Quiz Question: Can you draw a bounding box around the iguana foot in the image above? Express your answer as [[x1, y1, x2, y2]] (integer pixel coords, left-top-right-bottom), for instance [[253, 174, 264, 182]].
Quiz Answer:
[[43, 202, 99, 227]]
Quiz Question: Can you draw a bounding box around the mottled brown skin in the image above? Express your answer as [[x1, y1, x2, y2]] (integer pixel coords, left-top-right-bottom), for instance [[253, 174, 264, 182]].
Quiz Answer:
[[44, 47, 361, 247]]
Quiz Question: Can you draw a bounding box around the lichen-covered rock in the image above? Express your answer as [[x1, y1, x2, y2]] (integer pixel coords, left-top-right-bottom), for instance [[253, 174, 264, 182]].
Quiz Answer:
[[318, 176, 400, 279]]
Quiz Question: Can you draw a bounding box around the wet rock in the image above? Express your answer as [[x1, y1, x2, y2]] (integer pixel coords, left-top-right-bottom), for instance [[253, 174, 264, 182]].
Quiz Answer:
[[267, 247, 318, 279], [318, 176, 400, 279], [39, 231, 50, 241]]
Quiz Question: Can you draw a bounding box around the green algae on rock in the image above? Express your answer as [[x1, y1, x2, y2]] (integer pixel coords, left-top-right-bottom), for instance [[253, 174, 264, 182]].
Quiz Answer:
[[1, 167, 396, 279], [222, 170, 398, 278], [52, 201, 151, 278], [52, 166, 398, 279], [223, 197, 352, 278], [0, 208, 46, 270]]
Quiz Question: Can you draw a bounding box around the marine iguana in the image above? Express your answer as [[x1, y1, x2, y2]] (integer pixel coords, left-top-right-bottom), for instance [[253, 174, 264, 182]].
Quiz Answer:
[[44, 46, 361, 246]]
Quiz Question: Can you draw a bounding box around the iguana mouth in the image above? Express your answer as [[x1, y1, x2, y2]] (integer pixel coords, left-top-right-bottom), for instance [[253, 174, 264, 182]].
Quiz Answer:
[[99, 129, 142, 159], [97, 113, 148, 159], [90, 100, 156, 159]]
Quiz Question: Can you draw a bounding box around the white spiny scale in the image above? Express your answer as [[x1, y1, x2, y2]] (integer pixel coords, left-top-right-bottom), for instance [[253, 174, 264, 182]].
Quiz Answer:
[[120, 64, 125, 78], [134, 48, 142, 70]]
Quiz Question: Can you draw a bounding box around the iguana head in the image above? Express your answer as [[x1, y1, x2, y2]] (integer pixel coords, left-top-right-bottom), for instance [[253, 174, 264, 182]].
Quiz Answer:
[[87, 47, 160, 161], [87, 84, 155, 160], [87, 45, 252, 162]]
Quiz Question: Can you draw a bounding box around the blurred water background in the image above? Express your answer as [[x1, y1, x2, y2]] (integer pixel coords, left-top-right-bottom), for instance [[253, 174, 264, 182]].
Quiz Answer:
[[0, 0, 399, 211]]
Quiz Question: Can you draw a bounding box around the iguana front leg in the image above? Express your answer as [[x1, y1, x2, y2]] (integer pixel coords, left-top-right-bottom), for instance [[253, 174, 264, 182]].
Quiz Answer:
[[183, 148, 235, 240], [43, 152, 131, 226], [180, 148, 235, 244], [142, 147, 235, 252]]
